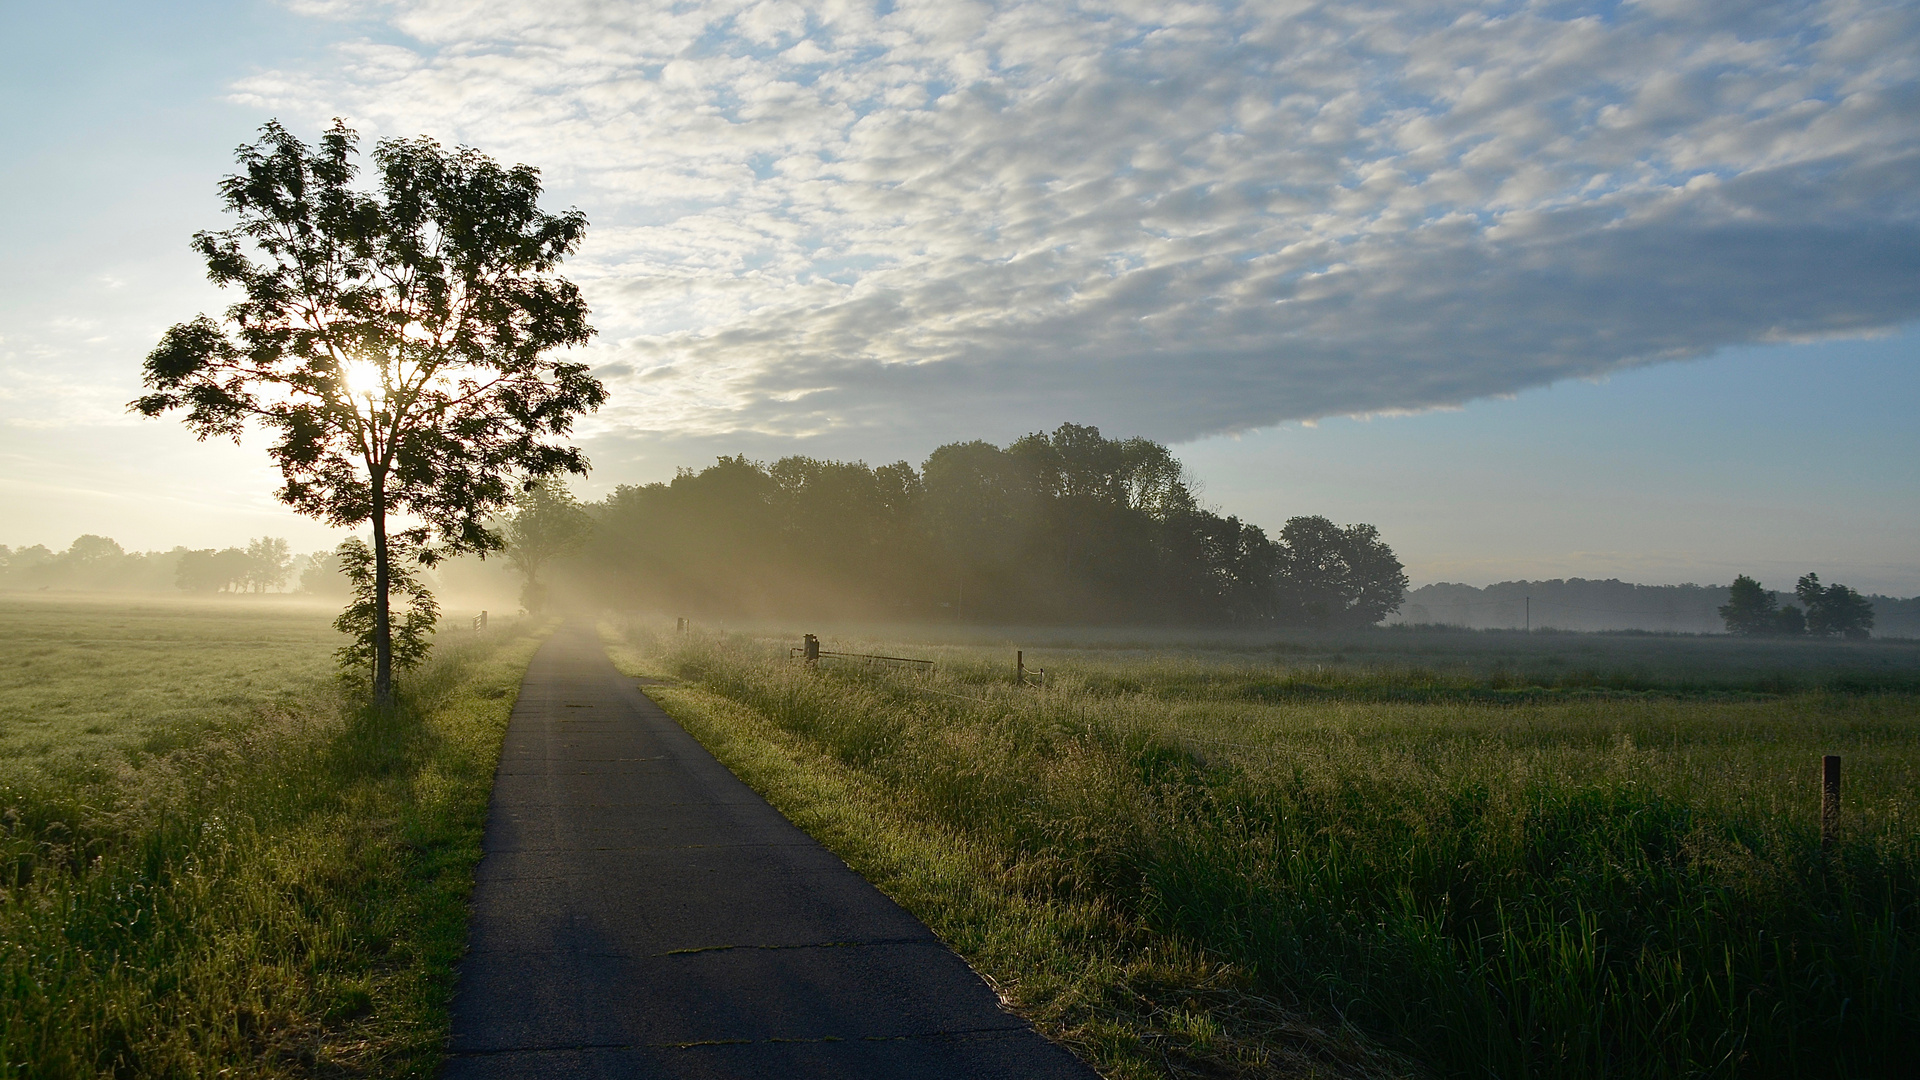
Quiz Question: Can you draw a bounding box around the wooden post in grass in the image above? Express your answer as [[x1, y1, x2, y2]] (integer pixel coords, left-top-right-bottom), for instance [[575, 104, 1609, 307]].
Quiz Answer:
[[1822, 755, 1842, 848], [676, 617, 687, 634], [1017, 650, 1024, 686], [804, 634, 820, 666]]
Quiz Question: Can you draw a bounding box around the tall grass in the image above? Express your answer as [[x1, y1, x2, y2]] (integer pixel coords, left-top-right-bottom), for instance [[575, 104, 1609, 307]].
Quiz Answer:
[[638, 626, 1918, 1079], [0, 611, 543, 1077]]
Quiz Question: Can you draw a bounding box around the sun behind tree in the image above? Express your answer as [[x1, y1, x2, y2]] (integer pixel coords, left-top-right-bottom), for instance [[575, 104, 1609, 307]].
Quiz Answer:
[[133, 119, 605, 705]]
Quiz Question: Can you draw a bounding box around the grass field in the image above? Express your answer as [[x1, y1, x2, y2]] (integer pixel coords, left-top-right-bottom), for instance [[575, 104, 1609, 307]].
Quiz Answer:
[[0, 596, 342, 778], [0, 597, 544, 1078], [607, 620, 1920, 1080]]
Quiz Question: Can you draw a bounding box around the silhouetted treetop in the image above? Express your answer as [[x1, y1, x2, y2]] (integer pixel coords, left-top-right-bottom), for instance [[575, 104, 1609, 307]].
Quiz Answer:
[[569, 423, 1405, 627]]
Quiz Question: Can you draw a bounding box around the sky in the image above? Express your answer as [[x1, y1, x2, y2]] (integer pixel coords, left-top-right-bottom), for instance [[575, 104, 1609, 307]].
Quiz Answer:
[[2, 0, 1916, 593]]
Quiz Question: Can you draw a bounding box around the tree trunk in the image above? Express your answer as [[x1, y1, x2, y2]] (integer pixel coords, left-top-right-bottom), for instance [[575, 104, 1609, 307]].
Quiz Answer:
[[371, 471, 394, 708]]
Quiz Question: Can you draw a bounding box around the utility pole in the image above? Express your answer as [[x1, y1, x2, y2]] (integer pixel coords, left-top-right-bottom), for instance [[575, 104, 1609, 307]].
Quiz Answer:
[[1525, 596, 1530, 633]]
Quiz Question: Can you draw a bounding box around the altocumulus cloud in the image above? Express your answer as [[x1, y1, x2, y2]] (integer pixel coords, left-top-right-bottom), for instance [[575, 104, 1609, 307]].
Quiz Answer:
[[244, 0, 1920, 445]]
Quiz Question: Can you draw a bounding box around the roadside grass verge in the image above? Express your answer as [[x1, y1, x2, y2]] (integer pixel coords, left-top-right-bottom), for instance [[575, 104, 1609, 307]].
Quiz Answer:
[[0, 600, 546, 1077], [603, 621, 1414, 1080], [608, 620, 1920, 1080]]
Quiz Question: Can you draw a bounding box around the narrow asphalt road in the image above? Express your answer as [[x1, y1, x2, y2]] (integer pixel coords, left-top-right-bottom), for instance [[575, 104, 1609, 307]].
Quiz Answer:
[[442, 622, 1099, 1079]]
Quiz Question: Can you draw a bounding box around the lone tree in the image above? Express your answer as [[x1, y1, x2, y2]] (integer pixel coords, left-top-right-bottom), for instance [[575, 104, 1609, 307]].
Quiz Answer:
[[134, 120, 605, 704]]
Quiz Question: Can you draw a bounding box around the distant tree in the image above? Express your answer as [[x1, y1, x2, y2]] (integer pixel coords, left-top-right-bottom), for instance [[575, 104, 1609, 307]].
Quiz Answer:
[[921, 440, 1032, 575], [573, 428, 1413, 627], [332, 538, 438, 677], [0, 545, 53, 590], [1273, 516, 1409, 627], [1823, 587, 1875, 640], [1775, 604, 1806, 636], [299, 550, 351, 596], [1719, 575, 1780, 635], [132, 119, 603, 705], [245, 536, 293, 592], [218, 548, 252, 591], [51, 535, 130, 589], [1798, 573, 1875, 639], [500, 480, 593, 613], [8, 545, 51, 569], [176, 549, 219, 593], [1795, 573, 1822, 614], [175, 547, 252, 593], [63, 535, 126, 567]]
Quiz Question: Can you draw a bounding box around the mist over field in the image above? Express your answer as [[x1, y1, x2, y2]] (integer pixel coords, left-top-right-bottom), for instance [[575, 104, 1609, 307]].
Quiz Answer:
[[4, 2, 1919, 1075], [8, 416, 1915, 639]]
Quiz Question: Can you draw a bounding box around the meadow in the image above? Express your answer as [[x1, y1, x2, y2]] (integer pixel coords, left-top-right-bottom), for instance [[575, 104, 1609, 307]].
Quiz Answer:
[[608, 620, 1920, 1079], [0, 596, 543, 1077]]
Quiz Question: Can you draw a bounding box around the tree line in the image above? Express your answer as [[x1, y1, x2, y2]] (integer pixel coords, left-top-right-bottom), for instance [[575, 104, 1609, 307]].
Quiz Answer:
[[511, 423, 1410, 628], [1720, 573, 1875, 638], [0, 535, 302, 594], [1400, 578, 1909, 637]]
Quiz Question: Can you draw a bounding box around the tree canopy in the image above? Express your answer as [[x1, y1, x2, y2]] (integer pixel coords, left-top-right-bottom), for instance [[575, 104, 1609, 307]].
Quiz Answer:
[[1720, 575, 1782, 636], [1798, 573, 1876, 639], [562, 424, 1406, 626], [500, 480, 593, 614], [134, 119, 604, 701], [1721, 573, 1875, 638]]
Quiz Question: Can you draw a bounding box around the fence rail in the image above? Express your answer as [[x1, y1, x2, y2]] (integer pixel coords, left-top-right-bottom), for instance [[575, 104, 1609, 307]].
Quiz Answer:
[[790, 633, 936, 673]]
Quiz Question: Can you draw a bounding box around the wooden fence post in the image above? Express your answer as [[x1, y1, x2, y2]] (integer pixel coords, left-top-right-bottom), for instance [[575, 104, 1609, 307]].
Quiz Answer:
[[1822, 755, 1841, 849], [1017, 650, 1024, 686]]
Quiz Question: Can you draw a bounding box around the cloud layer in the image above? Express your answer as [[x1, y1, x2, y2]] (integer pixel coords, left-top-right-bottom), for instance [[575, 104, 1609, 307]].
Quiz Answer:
[[235, 0, 1920, 445]]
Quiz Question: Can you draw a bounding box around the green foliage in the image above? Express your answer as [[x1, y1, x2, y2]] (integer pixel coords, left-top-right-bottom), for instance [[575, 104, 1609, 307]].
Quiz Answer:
[[332, 538, 438, 676], [576, 423, 1406, 626], [244, 536, 294, 592], [132, 118, 603, 700], [499, 480, 592, 613], [626, 624, 1920, 1080], [1798, 573, 1876, 639], [1718, 574, 1778, 635], [1273, 516, 1409, 628], [174, 546, 253, 593], [1775, 602, 1806, 635], [1723, 574, 1878, 639], [0, 536, 303, 596], [298, 549, 352, 597], [0, 598, 541, 1075]]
